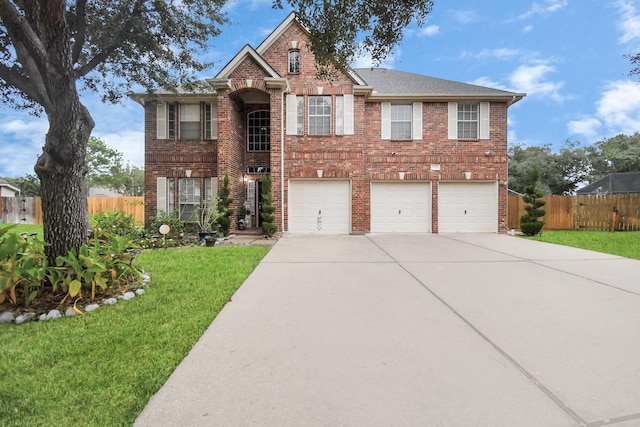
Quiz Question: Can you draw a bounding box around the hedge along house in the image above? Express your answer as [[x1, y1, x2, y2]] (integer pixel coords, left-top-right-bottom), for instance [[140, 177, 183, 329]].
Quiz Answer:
[[132, 12, 525, 234]]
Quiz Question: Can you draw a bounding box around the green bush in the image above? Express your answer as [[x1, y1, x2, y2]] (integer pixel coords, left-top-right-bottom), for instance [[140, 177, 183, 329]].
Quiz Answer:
[[149, 210, 184, 238], [90, 210, 140, 239], [217, 175, 234, 236], [260, 175, 277, 236]]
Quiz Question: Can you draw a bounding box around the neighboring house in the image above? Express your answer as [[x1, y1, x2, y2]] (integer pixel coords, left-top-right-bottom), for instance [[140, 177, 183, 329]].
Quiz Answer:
[[577, 172, 640, 195], [132, 13, 525, 234], [88, 186, 122, 197], [0, 178, 20, 197]]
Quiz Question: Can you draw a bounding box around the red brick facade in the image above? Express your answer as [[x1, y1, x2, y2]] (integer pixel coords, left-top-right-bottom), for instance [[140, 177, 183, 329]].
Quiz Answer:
[[138, 14, 521, 234]]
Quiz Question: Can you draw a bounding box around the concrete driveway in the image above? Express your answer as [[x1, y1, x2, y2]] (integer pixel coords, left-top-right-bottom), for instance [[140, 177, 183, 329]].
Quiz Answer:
[[135, 234, 640, 427]]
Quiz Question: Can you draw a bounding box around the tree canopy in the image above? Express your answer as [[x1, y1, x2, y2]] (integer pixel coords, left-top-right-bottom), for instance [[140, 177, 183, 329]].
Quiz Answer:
[[508, 133, 640, 195], [86, 136, 144, 196]]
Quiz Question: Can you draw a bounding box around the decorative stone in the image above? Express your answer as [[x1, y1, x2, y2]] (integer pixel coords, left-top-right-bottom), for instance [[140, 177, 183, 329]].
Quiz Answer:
[[39, 314, 47, 321], [15, 312, 36, 324], [85, 304, 100, 312], [0, 312, 15, 323], [46, 310, 62, 320], [135, 288, 145, 296], [103, 298, 118, 305], [142, 273, 151, 282], [65, 308, 77, 317], [121, 291, 136, 300]]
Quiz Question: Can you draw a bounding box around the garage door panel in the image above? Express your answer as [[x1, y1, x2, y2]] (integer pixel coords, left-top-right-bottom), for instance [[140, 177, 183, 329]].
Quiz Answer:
[[439, 182, 497, 233], [289, 181, 350, 233], [371, 182, 431, 232]]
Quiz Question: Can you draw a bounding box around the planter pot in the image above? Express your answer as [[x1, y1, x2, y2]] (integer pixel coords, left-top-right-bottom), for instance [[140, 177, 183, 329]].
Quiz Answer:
[[198, 231, 218, 246]]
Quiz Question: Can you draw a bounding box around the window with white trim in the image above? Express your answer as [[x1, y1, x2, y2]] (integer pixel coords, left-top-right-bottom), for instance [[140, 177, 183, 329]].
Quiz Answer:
[[391, 105, 412, 139], [458, 103, 478, 139], [308, 96, 331, 135], [168, 104, 175, 139], [288, 50, 300, 73], [178, 178, 200, 222], [179, 104, 200, 139], [247, 110, 270, 151]]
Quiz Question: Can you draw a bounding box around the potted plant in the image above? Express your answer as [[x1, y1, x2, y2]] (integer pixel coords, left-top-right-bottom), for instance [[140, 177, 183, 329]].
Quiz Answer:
[[193, 198, 221, 246]]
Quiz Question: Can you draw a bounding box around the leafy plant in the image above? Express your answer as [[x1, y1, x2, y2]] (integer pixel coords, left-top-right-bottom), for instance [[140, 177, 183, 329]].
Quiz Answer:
[[520, 166, 547, 236], [260, 175, 277, 236], [149, 210, 185, 237], [217, 175, 234, 236], [90, 210, 139, 239], [193, 197, 222, 232], [0, 227, 48, 307]]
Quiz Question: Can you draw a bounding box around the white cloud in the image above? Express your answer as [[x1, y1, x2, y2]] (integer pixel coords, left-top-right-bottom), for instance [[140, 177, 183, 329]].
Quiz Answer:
[[468, 76, 511, 91], [523, 24, 534, 32], [351, 48, 400, 69], [615, 0, 640, 46], [419, 25, 440, 37], [474, 48, 525, 60], [568, 80, 640, 140], [514, 0, 568, 20], [508, 62, 565, 101], [0, 118, 48, 177], [448, 9, 478, 24], [567, 117, 602, 141]]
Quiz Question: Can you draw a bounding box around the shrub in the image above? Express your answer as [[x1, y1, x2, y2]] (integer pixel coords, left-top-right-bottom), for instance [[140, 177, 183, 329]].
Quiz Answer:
[[217, 175, 234, 236], [260, 175, 277, 236], [149, 210, 184, 238], [90, 210, 139, 239], [520, 166, 547, 236]]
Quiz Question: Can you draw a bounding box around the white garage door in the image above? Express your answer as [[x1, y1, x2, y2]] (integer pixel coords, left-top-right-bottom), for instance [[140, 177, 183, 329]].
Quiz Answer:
[[370, 182, 431, 232], [438, 182, 497, 232], [289, 180, 350, 233]]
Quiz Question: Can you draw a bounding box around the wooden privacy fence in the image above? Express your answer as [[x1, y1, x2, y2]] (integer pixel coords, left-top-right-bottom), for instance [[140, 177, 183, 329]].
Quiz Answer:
[[508, 194, 640, 231], [0, 197, 145, 225]]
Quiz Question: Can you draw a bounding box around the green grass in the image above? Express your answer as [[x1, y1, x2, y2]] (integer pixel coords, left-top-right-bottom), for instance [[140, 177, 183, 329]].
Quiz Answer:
[[0, 245, 269, 426], [527, 230, 640, 260], [0, 223, 43, 239]]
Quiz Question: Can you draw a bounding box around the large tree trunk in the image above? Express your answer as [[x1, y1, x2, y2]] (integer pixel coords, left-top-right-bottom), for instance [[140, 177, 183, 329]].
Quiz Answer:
[[35, 91, 94, 264]]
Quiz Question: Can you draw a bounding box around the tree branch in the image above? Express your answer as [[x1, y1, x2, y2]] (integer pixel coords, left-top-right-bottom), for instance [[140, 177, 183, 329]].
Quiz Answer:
[[71, 0, 87, 64], [0, 61, 47, 107], [0, 0, 48, 68], [73, 0, 146, 79]]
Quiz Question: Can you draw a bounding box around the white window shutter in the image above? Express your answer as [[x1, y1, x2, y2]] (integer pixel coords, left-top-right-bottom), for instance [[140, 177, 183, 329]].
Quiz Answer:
[[157, 102, 167, 139], [448, 102, 458, 140], [210, 177, 218, 204], [210, 102, 218, 140], [381, 102, 391, 140], [336, 96, 344, 134], [343, 94, 354, 135], [286, 94, 298, 135], [156, 177, 167, 212], [412, 102, 422, 140], [479, 102, 490, 139]]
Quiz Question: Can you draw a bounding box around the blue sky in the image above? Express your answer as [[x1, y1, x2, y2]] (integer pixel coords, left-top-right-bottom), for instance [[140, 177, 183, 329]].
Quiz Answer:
[[1, 0, 640, 178]]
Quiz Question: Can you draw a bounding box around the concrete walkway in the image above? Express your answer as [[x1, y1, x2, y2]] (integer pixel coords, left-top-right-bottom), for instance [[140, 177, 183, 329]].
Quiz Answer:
[[135, 234, 640, 427]]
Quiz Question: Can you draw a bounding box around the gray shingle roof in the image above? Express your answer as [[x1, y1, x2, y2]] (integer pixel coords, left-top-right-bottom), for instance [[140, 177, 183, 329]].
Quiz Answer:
[[353, 68, 522, 98]]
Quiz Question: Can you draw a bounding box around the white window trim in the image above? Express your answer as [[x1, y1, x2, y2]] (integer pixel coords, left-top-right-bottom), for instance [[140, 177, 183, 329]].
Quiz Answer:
[[448, 102, 490, 140], [381, 102, 422, 140], [308, 95, 332, 135]]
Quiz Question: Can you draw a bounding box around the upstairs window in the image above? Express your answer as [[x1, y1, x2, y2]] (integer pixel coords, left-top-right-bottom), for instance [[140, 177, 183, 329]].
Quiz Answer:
[[168, 104, 176, 139], [390, 105, 413, 139], [308, 96, 331, 135], [180, 104, 200, 139], [288, 50, 300, 73], [457, 103, 478, 139], [247, 110, 271, 151]]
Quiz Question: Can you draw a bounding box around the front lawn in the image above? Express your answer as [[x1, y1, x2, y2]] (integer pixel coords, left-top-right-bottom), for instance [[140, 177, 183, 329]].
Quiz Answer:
[[527, 230, 640, 260], [0, 245, 269, 426]]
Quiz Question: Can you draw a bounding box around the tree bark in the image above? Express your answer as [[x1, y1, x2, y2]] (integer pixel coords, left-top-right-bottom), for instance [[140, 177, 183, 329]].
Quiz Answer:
[[35, 89, 94, 264]]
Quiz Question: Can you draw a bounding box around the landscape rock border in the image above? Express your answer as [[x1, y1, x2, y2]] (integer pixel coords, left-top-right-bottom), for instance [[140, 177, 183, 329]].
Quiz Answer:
[[0, 272, 151, 326]]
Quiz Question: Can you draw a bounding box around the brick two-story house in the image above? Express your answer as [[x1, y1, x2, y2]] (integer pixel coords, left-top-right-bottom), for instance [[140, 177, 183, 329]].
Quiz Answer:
[[132, 13, 525, 234]]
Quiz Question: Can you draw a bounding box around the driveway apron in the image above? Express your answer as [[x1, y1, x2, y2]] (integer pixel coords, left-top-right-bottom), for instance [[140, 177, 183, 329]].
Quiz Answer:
[[135, 234, 640, 427]]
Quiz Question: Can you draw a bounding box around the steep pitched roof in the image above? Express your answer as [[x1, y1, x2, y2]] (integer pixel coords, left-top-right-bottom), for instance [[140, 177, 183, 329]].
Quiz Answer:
[[354, 68, 525, 104]]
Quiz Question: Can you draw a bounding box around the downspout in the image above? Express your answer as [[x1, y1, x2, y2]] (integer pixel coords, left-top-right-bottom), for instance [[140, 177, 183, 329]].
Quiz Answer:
[[281, 91, 285, 233]]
